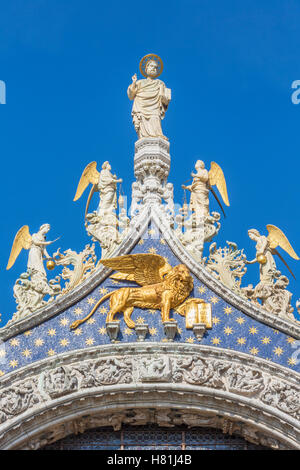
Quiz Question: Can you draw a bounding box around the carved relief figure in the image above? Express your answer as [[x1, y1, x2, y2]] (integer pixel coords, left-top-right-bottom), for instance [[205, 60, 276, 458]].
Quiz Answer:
[[127, 54, 171, 140]]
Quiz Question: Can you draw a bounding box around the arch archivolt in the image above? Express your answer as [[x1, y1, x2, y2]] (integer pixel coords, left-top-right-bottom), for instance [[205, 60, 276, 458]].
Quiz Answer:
[[0, 343, 299, 450]]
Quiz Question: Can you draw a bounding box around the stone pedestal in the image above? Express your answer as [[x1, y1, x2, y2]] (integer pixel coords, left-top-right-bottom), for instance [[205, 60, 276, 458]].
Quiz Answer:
[[193, 323, 206, 341], [134, 138, 170, 205], [135, 324, 149, 342], [106, 322, 120, 342], [163, 321, 178, 341]]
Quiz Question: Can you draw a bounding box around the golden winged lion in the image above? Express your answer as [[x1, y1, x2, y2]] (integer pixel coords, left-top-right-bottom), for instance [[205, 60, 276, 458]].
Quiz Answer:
[[70, 254, 194, 330]]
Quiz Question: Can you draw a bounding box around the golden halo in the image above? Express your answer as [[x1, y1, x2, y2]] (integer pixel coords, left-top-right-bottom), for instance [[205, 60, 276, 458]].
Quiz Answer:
[[139, 54, 163, 78]]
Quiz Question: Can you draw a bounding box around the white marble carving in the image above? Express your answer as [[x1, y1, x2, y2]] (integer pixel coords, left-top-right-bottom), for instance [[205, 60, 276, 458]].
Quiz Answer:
[[205, 241, 247, 295]]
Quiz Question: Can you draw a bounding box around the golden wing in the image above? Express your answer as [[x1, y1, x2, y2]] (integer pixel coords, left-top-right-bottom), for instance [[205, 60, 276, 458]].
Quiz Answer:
[[73, 161, 100, 202], [101, 253, 170, 286], [266, 224, 299, 260], [6, 225, 32, 270], [208, 161, 230, 206], [109, 259, 172, 283]]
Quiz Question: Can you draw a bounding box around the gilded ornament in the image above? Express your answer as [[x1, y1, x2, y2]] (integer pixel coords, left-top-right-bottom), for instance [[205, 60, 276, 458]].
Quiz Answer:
[[139, 53, 163, 78], [46, 259, 56, 270], [70, 253, 195, 330], [256, 254, 267, 265]]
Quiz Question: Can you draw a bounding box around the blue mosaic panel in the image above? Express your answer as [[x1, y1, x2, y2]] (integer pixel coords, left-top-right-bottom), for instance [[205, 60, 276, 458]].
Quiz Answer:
[[41, 425, 268, 450], [1, 221, 299, 376]]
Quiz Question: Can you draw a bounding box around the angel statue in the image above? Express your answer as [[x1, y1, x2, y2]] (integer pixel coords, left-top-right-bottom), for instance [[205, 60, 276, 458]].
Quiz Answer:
[[246, 225, 299, 284], [6, 224, 58, 277], [182, 160, 230, 221], [73, 161, 122, 217], [127, 54, 171, 140], [6, 224, 61, 321], [245, 225, 299, 319]]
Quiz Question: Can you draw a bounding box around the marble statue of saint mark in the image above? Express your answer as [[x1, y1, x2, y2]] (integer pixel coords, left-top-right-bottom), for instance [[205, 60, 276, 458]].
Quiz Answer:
[[127, 54, 171, 140]]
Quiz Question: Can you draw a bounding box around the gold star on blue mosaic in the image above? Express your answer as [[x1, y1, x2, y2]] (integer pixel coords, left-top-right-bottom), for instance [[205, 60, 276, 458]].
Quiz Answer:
[[74, 308, 83, 316], [124, 328, 134, 336], [250, 347, 259, 355], [73, 328, 82, 336], [22, 349, 31, 358], [211, 337, 221, 345], [237, 337, 246, 345], [85, 338, 95, 346], [149, 327, 158, 336], [249, 327, 258, 335], [224, 327, 233, 335], [185, 336, 194, 343], [273, 347, 283, 357], [197, 286, 206, 294], [224, 306, 232, 315], [287, 337, 296, 344]]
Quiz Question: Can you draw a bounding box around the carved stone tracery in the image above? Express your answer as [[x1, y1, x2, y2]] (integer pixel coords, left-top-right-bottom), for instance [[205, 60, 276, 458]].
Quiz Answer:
[[0, 344, 299, 449]]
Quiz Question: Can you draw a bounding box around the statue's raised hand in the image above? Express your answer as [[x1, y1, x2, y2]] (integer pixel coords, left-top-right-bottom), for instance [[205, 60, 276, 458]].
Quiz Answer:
[[132, 73, 137, 84]]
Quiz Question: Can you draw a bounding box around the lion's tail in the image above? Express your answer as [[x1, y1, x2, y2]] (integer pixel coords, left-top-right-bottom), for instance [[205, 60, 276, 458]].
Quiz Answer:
[[70, 291, 116, 330]]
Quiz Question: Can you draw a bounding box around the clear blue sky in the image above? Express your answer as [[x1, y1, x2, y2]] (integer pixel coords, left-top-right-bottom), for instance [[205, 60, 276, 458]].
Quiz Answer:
[[1, 0, 300, 325]]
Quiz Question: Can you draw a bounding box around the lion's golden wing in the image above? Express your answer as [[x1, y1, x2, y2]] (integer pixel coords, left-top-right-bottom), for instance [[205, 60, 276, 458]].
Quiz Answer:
[[208, 161, 230, 206], [73, 161, 100, 201], [6, 225, 32, 270], [101, 254, 168, 286], [266, 224, 299, 260]]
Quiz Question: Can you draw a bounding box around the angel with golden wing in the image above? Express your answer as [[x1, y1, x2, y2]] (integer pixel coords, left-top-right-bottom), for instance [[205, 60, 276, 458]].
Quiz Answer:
[[73, 161, 122, 217], [246, 225, 299, 284], [182, 160, 230, 220], [6, 224, 58, 277]]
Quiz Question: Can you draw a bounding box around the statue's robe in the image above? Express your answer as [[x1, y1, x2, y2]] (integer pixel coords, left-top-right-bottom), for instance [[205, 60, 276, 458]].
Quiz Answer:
[[27, 234, 47, 277], [188, 172, 210, 218], [97, 169, 117, 214], [128, 78, 170, 139]]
